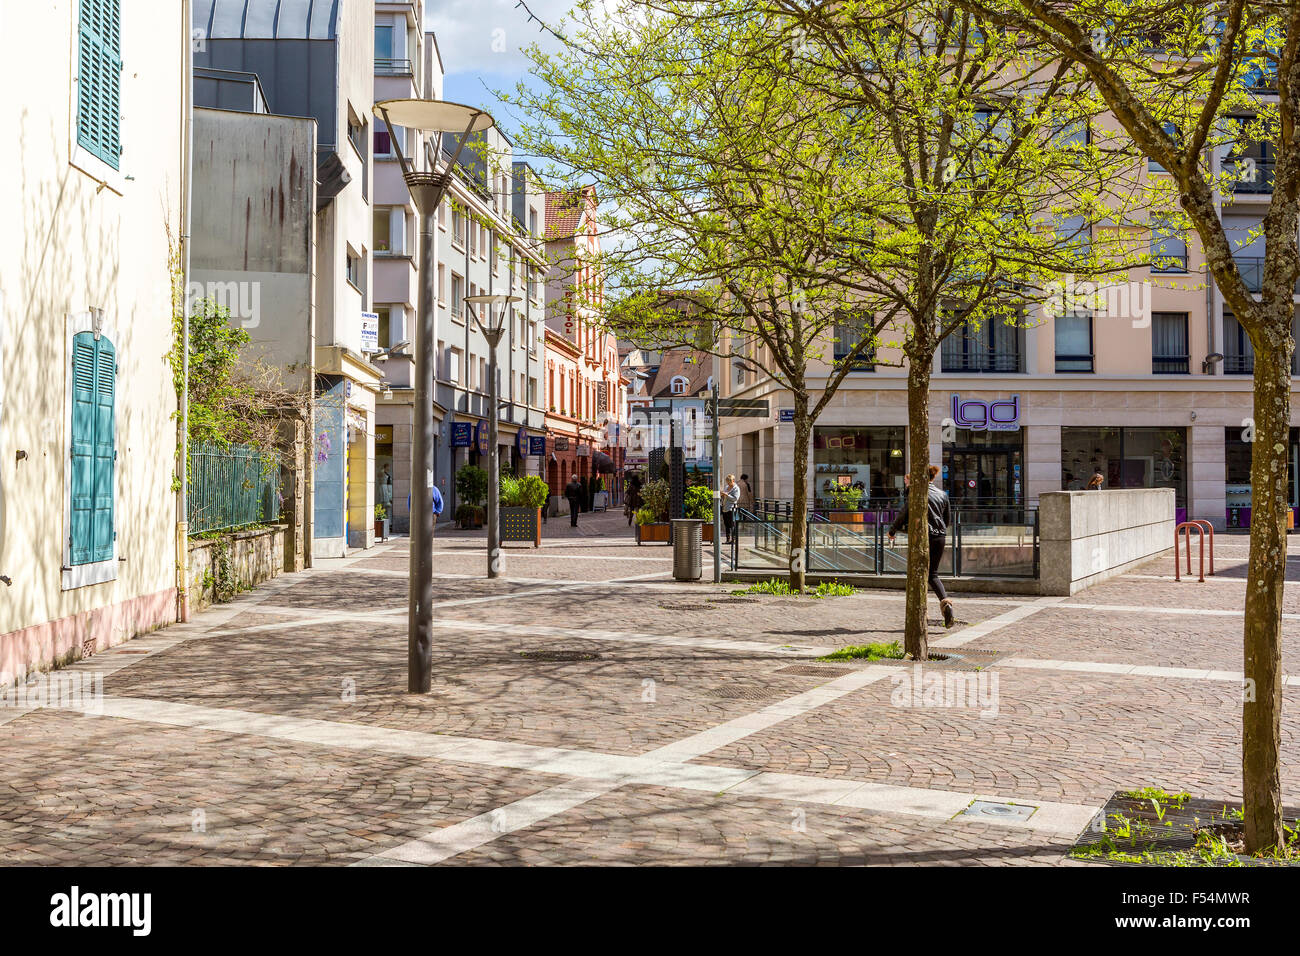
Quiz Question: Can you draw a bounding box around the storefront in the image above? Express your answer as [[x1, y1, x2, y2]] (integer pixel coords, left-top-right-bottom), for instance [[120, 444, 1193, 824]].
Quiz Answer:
[[1224, 426, 1300, 528], [1060, 426, 1188, 522], [812, 426, 906, 508]]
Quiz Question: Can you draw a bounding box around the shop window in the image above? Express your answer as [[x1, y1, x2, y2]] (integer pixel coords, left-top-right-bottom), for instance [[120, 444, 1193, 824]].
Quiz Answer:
[[1061, 426, 1186, 507], [812, 426, 906, 509]]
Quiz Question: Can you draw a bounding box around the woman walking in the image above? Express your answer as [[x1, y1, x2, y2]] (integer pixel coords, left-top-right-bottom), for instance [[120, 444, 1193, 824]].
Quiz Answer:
[[721, 474, 741, 545], [887, 464, 955, 628]]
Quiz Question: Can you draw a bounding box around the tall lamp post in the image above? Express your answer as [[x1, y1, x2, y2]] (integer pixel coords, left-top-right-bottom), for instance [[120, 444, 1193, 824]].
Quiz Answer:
[[466, 293, 522, 580], [373, 98, 495, 693]]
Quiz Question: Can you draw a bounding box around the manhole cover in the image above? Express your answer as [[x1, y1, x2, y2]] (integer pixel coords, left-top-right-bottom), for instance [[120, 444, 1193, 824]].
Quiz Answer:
[[518, 650, 601, 662], [657, 603, 714, 611], [703, 684, 790, 701], [960, 800, 1036, 822], [775, 664, 854, 678]]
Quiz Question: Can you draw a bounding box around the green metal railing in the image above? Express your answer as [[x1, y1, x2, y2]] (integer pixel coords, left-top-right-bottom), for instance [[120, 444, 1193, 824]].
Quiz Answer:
[[188, 443, 280, 534]]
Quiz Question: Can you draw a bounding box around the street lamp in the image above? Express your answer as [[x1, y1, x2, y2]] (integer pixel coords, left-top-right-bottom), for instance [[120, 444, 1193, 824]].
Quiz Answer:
[[466, 293, 522, 580], [373, 98, 495, 694]]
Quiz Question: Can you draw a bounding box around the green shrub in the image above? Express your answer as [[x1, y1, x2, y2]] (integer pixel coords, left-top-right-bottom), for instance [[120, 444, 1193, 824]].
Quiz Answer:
[[827, 483, 863, 509], [814, 580, 855, 597], [374, 503, 388, 520], [820, 641, 902, 661], [684, 484, 713, 521], [634, 507, 659, 526], [455, 464, 489, 507], [501, 474, 549, 509], [454, 503, 484, 526], [641, 478, 671, 522]]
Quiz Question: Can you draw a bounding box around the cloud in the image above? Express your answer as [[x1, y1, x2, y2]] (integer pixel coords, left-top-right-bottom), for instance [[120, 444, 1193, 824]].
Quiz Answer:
[[426, 0, 573, 79]]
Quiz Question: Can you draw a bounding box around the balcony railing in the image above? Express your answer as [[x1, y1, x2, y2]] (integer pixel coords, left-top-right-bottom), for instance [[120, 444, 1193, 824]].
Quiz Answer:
[[941, 351, 1024, 373], [1232, 256, 1300, 294], [1150, 252, 1189, 273], [1224, 353, 1254, 374], [1228, 158, 1275, 194], [1152, 354, 1190, 374], [1055, 354, 1094, 373], [375, 58, 414, 76]]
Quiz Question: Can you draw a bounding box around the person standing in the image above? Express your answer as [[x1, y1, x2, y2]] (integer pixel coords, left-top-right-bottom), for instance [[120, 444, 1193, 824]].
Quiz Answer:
[[738, 473, 755, 511], [887, 464, 955, 628], [565, 475, 583, 527], [430, 483, 444, 542], [1087, 469, 1105, 490], [625, 478, 643, 526], [721, 474, 741, 545]]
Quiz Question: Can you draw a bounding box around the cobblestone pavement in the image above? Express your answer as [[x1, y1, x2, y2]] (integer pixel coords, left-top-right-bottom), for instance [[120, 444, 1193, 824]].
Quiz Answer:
[[1, 510, 1295, 865]]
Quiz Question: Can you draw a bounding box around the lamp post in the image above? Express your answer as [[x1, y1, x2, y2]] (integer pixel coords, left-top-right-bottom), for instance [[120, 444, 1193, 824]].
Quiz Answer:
[[466, 293, 522, 579], [373, 98, 495, 694]]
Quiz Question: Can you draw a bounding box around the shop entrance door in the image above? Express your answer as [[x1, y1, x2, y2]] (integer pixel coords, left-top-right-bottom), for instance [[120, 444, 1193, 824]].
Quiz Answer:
[[943, 446, 1024, 523]]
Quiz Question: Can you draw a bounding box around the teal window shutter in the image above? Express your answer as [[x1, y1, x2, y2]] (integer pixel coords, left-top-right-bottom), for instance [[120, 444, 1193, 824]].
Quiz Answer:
[[69, 332, 115, 567], [76, 0, 123, 170]]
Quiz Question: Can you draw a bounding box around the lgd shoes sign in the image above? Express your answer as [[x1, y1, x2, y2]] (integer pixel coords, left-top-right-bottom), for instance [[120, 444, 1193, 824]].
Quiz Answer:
[[951, 394, 1020, 431]]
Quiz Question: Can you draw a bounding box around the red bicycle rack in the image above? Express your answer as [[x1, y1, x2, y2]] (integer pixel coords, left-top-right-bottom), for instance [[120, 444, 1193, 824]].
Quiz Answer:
[[1174, 520, 1215, 582]]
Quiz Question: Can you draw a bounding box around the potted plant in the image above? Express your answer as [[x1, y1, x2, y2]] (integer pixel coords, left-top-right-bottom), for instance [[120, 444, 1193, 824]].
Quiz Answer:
[[684, 484, 715, 542], [634, 478, 672, 544], [374, 503, 390, 541], [828, 483, 865, 524], [499, 474, 548, 547], [455, 464, 489, 528]]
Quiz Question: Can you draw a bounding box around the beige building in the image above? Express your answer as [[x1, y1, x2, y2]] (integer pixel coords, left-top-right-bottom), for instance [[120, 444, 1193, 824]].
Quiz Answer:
[[722, 123, 1296, 531], [0, 0, 185, 680]]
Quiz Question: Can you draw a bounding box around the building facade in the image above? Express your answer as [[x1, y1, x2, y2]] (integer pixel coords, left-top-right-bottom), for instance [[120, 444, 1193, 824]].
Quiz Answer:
[[194, 0, 383, 556], [720, 137, 1300, 529], [0, 0, 184, 681], [543, 188, 627, 510]]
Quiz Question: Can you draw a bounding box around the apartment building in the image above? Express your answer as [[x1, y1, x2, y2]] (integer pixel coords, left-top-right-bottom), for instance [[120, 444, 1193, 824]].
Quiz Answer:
[[193, 0, 383, 556], [0, 0, 185, 680], [720, 84, 1299, 530], [543, 188, 628, 509]]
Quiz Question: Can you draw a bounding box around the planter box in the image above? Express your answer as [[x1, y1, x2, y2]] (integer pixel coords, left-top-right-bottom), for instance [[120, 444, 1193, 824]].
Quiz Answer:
[[830, 511, 866, 525], [702, 522, 715, 543], [636, 522, 671, 545], [500, 506, 542, 547], [374, 518, 390, 541]]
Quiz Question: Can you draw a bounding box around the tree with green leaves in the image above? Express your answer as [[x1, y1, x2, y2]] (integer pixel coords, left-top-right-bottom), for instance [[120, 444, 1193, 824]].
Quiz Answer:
[[947, 0, 1298, 859]]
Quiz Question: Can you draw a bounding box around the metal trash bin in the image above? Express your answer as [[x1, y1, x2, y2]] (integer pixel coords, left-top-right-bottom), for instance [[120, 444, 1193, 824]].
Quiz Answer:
[[671, 518, 704, 581]]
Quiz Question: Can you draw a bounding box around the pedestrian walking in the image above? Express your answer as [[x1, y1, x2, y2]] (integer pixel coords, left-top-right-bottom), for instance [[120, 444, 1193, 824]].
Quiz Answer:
[[887, 464, 955, 628], [738, 473, 755, 511], [721, 473, 741, 544], [625, 478, 643, 526], [565, 476, 583, 527], [430, 483, 444, 541]]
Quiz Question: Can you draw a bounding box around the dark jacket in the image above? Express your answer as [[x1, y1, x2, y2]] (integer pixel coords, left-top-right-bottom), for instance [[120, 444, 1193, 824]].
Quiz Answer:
[[890, 482, 950, 538], [564, 479, 583, 500]]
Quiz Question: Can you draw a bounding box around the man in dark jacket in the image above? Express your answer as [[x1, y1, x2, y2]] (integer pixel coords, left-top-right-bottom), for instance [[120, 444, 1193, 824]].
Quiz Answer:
[[565, 476, 583, 527], [888, 464, 955, 628]]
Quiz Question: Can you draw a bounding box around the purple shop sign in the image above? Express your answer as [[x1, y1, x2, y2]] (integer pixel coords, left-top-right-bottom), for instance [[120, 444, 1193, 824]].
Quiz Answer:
[[950, 394, 1020, 432]]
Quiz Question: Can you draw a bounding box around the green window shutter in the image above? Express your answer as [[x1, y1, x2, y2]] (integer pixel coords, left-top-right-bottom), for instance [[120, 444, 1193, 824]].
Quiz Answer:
[[69, 333, 97, 565], [91, 338, 116, 562], [76, 0, 123, 170]]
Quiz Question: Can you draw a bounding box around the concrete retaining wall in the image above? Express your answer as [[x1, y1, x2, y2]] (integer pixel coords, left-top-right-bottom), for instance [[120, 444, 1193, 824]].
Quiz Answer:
[[1038, 489, 1175, 595], [187, 526, 286, 611]]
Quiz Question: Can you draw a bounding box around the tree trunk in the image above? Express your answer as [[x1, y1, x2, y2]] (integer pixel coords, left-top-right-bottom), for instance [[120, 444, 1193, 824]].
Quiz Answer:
[[789, 388, 811, 592], [1241, 330, 1291, 854], [904, 353, 932, 661]]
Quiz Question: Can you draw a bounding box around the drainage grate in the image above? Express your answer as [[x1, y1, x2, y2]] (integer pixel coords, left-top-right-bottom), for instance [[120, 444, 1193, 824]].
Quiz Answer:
[[708, 597, 760, 605], [518, 649, 601, 662], [702, 684, 791, 701], [774, 664, 855, 678], [960, 800, 1037, 822], [657, 603, 715, 611], [869, 649, 1005, 670]]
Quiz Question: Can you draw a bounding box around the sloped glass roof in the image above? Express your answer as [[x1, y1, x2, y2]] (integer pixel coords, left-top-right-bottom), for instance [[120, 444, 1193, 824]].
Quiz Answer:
[[194, 0, 340, 40]]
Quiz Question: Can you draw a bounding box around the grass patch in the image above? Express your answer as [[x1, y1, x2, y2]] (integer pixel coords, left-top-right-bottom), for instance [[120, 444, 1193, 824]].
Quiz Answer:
[[820, 641, 903, 662], [730, 578, 856, 599]]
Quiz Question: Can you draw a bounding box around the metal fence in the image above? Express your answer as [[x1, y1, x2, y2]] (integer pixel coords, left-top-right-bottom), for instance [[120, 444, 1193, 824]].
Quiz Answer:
[[188, 443, 281, 534], [732, 507, 1039, 579]]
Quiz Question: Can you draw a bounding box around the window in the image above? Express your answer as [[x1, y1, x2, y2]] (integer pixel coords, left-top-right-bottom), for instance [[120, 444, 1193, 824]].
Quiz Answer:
[[376, 306, 391, 348], [452, 205, 466, 247], [451, 274, 464, 318], [1054, 313, 1094, 372], [1152, 312, 1189, 374], [1150, 219, 1188, 272], [1061, 427, 1186, 507], [940, 317, 1025, 373], [530, 208, 539, 237], [1223, 312, 1254, 374], [373, 209, 392, 254], [671, 375, 688, 395], [833, 320, 875, 371], [478, 357, 486, 392], [1149, 122, 1179, 172], [1057, 214, 1091, 258], [375, 23, 395, 60], [437, 265, 446, 303], [346, 249, 361, 288], [529, 377, 538, 407], [374, 128, 393, 158], [67, 328, 116, 576], [448, 347, 462, 384], [76, 0, 123, 170]]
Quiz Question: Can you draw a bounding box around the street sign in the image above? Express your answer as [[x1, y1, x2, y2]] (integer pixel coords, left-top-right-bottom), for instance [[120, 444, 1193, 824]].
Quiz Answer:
[[529, 435, 547, 456], [710, 398, 770, 418], [778, 408, 795, 423], [450, 423, 472, 448]]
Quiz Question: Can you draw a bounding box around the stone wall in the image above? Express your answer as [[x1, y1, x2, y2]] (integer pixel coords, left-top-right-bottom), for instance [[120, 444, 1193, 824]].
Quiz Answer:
[[1038, 489, 1176, 595], [187, 526, 287, 611]]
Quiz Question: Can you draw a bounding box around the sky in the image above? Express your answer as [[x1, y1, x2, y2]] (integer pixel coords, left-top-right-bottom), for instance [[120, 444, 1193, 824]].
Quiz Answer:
[[425, 0, 574, 139]]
